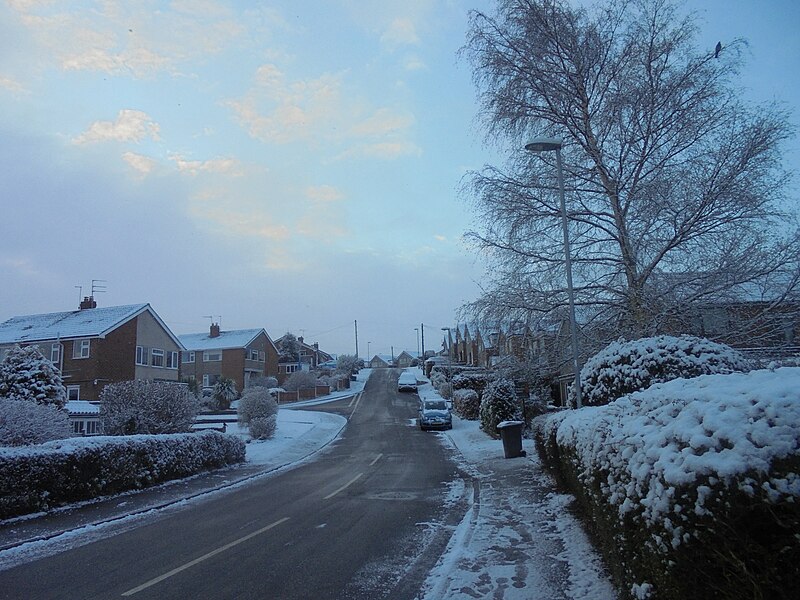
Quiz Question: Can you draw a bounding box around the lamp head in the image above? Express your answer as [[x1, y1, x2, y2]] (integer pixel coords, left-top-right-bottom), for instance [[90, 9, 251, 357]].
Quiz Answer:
[[525, 137, 563, 152]]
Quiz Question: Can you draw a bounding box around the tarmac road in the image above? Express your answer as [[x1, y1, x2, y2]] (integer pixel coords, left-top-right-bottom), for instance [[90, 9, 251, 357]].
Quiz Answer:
[[0, 369, 471, 600]]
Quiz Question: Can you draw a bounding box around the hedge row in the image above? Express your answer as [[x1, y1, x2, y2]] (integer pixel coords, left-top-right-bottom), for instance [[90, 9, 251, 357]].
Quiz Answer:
[[533, 368, 800, 600], [0, 431, 246, 519]]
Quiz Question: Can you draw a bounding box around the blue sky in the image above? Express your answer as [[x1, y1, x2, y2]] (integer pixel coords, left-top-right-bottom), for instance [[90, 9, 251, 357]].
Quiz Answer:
[[1, 0, 798, 357]]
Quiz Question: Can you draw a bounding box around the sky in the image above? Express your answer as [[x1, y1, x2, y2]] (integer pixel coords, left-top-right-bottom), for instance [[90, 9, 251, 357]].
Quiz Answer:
[[1, 0, 798, 358]]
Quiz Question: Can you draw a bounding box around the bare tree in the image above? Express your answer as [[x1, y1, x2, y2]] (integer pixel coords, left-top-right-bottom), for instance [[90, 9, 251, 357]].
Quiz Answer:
[[461, 0, 799, 347]]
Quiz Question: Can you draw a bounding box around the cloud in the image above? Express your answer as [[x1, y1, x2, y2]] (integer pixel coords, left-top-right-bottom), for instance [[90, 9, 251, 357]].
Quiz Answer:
[[350, 108, 414, 137], [335, 140, 422, 161], [0, 75, 28, 94], [305, 185, 344, 203], [122, 151, 158, 176], [380, 18, 420, 48], [170, 155, 243, 177], [189, 199, 291, 242], [73, 109, 160, 145]]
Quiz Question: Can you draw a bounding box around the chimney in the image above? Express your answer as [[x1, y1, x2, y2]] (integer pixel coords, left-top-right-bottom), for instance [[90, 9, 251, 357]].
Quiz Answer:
[[79, 296, 97, 310], [313, 342, 319, 350], [210, 323, 220, 338], [298, 336, 304, 344]]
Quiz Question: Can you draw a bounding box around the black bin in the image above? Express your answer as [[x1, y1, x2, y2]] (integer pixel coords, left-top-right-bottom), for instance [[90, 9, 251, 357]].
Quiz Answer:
[[497, 420, 526, 458]]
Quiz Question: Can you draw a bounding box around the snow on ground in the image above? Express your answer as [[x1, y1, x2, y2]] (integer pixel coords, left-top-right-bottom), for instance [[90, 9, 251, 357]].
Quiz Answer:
[[413, 376, 618, 600]]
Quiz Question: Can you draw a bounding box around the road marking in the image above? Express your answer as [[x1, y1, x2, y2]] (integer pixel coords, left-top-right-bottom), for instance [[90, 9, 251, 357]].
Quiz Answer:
[[349, 392, 363, 417], [121, 517, 290, 596], [323, 473, 363, 500], [369, 453, 383, 466]]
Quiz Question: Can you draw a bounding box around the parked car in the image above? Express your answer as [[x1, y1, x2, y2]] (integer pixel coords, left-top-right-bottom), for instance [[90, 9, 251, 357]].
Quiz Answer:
[[418, 399, 452, 431], [397, 371, 418, 392]]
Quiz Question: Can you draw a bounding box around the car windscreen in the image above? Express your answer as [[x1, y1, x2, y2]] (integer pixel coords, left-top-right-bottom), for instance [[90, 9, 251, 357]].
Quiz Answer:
[[424, 401, 447, 411]]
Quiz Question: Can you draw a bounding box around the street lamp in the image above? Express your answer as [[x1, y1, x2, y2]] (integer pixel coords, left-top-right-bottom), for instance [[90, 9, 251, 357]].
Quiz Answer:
[[414, 327, 420, 357], [367, 341, 371, 361], [525, 137, 583, 408]]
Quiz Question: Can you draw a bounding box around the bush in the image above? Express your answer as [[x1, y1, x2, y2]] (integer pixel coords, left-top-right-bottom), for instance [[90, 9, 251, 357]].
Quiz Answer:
[[0, 345, 66, 408], [100, 380, 199, 435], [578, 334, 752, 406], [283, 371, 319, 392], [451, 371, 491, 399], [0, 400, 71, 446], [0, 431, 246, 518], [479, 378, 519, 438], [534, 368, 800, 600], [452, 389, 480, 420], [213, 377, 238, 410], [237, 388, 278, 440], [249, 375, 279, 389]]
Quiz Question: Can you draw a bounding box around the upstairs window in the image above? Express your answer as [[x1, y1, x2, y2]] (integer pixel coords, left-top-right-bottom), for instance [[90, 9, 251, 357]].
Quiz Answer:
[[249, 349, 259, 361], [203, 350, 222, 362], [73, 339, 90, 359], [50, 343, 61, 364], [151, 348, 165, 367], [182, 351, 195, 363], [67, 385, 80, 401], [166, 351, 179, 369]]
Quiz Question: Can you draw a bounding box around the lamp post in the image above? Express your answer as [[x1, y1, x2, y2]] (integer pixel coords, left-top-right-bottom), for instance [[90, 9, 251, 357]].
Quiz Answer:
[[367, 341, 371, 361], [414, 327, 420, 358], [525, 137, 583, 408]]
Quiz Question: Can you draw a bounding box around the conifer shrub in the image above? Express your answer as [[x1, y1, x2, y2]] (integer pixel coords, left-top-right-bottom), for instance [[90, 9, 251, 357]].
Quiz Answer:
[[237, 388, 278, 440], [479, 378, 519, 438], [452, 389, 480, 420], [0, 345, 66, 408], [578, 335, 752, 406], [451, 371, 491, 400]]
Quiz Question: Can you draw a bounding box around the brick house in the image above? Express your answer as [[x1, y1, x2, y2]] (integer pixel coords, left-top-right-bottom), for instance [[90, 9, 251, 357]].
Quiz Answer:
[[0, 298, 183, 402], [275, 334, 334, 382], [178, 324, 279, 394]]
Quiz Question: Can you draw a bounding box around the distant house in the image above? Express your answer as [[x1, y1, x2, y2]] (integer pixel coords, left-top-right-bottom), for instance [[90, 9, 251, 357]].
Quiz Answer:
[[369, 354, 393, 368], [274, 334, 334, 382], [0, 297, 183, 402], [395, 351, 420, 368], [178, 324, 279, 394]]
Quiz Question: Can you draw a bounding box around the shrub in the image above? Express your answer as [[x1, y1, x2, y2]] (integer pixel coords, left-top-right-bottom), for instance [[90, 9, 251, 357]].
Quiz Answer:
[[0, 345, 66, 408], [283, 371, 319, 392], [212, 377, 238, 410], [578, 334, 753, 406], [479, 378, 519, 438], [0, 431, 245, 518], [237, 388, 278, 440], [249, 375, 279, 389], [452, 371, 491, 399], [534, 367, 800, 600], [0, 399, 70, 446], [452, 389, 480, 420], [100, 380, 199, 435]]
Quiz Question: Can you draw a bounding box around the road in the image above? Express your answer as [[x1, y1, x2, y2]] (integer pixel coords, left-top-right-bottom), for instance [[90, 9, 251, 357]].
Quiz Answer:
[[0, 369, 470, 599]]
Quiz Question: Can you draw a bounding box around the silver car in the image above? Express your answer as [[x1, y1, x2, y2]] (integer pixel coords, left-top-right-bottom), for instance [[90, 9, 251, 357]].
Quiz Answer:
[[418, 399, 452, 431]]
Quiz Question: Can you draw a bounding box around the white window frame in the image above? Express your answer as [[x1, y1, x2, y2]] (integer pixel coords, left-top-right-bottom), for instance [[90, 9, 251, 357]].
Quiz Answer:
[[166, 351, 179, 369], [203, 350, 222, 362], [183, 351, 195, 363], [151, 348, 165, 368], [86, 421, 99, 435], [73, 339, 91, 359], [67, 385, 80, 401], [249, 349, 259, 361], [50, 343, 61, 364], [136, 346, 149, 366], [284, 364, 299, 374], [72, 421, 85, 435]]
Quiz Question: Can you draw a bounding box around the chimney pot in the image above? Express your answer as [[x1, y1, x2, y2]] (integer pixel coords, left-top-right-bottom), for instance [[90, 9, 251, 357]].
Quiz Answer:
[[210, 323, 220, 338], [79, 296, 97, 310]]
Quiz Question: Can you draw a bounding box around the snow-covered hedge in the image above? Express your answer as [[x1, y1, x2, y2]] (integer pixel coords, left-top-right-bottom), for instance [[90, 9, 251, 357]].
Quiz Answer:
[[578, 335, 752, 406], [0, 399, 70, 446], [101, 380, 199, 435], [452, 389, 480, 420], [0, 431, 246, 519], [534, 367, 800, 600], [451, 371, 491, 399], [479, 378, 519, 438]]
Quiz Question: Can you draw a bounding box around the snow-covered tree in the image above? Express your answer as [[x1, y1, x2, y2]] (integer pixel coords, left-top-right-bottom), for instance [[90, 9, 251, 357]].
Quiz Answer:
[[461, 0, 800, 346], [0, 345, 66, 408], [248, 375, 279, 390], [479, 378, 520, 438], [578, 335, 752, 406], [336, 354, 360, 375], [453, 389, 481, 420], [100, 380, 198, 435], [212, 377, 237, 410], [237, 387, 278, 440], [282, 371, 318, 392], [0, 399, 70, 446], [277, 332, 300, 362]]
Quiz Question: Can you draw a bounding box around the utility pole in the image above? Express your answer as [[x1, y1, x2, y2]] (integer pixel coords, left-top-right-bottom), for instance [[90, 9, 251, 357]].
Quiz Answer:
[[354, 320, 359, 358], [420, 323, 425, 359]]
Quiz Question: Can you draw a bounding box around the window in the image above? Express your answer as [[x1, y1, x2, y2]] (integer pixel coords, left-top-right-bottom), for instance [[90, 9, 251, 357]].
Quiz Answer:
[[203, 350, 222, 362], [50, 343, 61, 364], [73, 339, 90, 359], [284, 364, 299, 374], [86, 421, 99, 435], [151, 348, 165, 367], [166, 351, 179, 369], [67, 385, 80, 401], [249, 349, 259, 361], [202, 374, 220, 388], [72, 421, 85, 435], [136, 346, 149, 366], [182, 351, 195, 363]]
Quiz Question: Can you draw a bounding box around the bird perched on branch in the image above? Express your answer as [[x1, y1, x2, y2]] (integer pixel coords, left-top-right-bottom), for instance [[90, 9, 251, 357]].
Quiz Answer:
[[715, 41, 722, 58]]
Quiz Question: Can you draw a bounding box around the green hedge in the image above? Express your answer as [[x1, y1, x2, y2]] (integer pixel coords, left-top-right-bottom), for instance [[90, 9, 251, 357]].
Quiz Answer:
[[0, 432, 246, 519]]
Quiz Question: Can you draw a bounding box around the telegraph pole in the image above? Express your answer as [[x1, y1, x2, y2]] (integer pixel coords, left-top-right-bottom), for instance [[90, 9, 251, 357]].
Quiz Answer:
[[354, 320, 359, 358]]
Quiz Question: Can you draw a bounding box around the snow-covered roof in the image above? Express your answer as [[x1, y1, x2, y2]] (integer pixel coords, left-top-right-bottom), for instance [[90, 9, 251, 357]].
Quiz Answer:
[[0, 304, 151, 344], [179, 328, 266, 351], [65, 400, 100, 415]]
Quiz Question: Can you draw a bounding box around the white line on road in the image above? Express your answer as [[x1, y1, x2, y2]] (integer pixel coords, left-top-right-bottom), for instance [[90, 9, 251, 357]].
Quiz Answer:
[[121, 517, 290, 596], [323, 473, 363, 500], [349, 392, 363, 417], [369, 453, 383, 467]]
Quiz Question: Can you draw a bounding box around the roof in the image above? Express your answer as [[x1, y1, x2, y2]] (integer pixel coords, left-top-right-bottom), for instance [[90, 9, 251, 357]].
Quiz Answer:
[[66, 400, 100, 415], [179, 328, 267, 351], [0, 304, 153, 345]]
